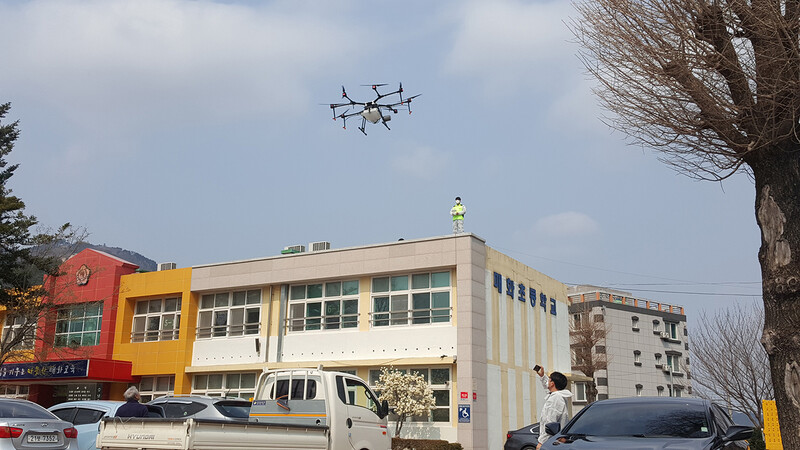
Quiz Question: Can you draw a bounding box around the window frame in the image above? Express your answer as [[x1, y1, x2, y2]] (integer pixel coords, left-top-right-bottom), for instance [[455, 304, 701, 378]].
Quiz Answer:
[[54, 302, 103, 348], [139, 375, 175, 403], [192, 372, 258, 400], [197, 290, 262, 339], [368, 367, 451, 423], [574, 382, 587, 402], [370, 272, 452, 327], [2, 315, 34, 350], [132, 297, 182, 342], [287, 280, 360, 332]]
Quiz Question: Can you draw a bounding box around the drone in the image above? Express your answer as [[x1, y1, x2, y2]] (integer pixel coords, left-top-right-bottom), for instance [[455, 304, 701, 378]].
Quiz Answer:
[[327, 83, 420, 135]]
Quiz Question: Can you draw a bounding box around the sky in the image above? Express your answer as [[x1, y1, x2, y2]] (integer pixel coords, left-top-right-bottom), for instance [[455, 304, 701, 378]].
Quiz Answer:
[[0, 0, 763, 329]]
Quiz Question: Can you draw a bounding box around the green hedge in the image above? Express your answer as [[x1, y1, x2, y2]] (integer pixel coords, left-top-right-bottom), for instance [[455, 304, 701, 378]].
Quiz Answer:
[[391, 437, 463, 450]]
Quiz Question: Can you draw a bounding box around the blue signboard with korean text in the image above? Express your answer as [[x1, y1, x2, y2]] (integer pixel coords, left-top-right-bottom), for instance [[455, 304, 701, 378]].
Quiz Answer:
[[0, 360, 89, 380], [493, 271, 558, 316]]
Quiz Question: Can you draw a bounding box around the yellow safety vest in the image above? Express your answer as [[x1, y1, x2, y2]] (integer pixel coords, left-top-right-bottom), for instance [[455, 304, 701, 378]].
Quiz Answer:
[[452, 204, 464, 221]]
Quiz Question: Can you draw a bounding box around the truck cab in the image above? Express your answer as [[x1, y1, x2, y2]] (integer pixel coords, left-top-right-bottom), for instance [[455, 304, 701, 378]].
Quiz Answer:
[[250, 368, 390, 450]]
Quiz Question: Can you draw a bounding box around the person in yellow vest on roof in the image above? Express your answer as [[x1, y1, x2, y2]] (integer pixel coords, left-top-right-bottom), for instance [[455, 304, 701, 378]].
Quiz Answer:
[[451, 196, 466, 234]]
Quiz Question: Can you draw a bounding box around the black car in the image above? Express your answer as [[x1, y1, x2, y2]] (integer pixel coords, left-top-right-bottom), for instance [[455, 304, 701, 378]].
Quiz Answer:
[[504, 423, 540, 450], [540, 397, 753, 449]]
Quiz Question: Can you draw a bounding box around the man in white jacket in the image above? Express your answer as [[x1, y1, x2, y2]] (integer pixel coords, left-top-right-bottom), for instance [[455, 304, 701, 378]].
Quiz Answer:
[[536, 366, 573, 449]]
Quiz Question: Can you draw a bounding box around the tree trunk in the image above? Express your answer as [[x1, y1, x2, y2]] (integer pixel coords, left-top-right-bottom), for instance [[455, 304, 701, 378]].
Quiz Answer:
[[586, 380, 598, 404], [753, 149, 800, 448]]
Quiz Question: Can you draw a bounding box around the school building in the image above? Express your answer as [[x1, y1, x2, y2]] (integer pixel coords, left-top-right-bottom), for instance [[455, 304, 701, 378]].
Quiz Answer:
[[0, 234, 573, 450]]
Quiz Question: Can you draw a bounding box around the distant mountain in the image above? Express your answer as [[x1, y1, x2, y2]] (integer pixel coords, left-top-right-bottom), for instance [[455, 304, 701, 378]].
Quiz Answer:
[[73, 242, 157, 272]]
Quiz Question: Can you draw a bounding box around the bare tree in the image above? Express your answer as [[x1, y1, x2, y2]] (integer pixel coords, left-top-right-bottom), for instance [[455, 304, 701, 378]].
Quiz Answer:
[[570, 304, 609, 403], [572, 0, 800, 443], [690, 302, 772, 428], [0, 226, 90, 366]]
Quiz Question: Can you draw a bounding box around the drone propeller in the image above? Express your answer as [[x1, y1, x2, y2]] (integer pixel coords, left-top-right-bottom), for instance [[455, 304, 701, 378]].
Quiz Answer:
[[404, 94, 421, 114], [398, 82, 404, 104]]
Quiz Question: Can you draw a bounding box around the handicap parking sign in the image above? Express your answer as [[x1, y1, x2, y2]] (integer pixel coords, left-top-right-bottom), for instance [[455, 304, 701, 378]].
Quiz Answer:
[[458, 404, 471, 423]]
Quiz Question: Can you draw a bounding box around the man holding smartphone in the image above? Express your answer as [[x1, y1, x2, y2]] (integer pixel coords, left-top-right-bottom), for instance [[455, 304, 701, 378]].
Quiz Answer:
[[535, 365, 572, 449]]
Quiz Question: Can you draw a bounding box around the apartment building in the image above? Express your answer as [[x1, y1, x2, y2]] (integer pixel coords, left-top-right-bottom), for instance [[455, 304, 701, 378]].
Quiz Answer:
[[567, 285, 691, 412]]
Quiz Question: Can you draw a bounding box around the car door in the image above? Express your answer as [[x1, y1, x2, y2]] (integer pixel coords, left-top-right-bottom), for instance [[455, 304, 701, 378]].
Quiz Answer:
[[337, 376, 388, 449], [71, 407, 109, 450]]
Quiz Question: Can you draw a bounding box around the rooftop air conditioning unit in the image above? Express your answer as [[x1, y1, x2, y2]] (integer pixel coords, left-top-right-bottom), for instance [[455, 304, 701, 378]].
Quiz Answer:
[[309, 241, 331, 252], [158, 262, 177, 271], [281, 245, 306, 255]]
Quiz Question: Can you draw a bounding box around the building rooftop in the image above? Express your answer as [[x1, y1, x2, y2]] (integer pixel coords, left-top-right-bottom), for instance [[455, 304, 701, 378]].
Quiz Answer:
[[567, 285, 685, 316]]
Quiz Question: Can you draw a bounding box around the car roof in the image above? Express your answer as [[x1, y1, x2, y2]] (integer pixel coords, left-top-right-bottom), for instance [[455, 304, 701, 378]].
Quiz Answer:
[[48, 400, 125, 409], [587, 397, 711, 407]]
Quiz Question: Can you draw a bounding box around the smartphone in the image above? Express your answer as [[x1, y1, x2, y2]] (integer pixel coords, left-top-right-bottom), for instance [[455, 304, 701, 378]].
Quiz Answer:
[[533, 365, 541, 372]]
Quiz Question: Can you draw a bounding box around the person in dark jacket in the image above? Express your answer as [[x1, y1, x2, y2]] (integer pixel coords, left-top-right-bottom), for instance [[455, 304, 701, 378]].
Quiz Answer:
[[116, 386, 149, 417]]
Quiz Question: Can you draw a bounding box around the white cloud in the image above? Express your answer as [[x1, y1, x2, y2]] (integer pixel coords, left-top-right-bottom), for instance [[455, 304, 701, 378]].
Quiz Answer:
[[443, 0, 579, 97], [532, 211, 599, 238], [0, 0, 360, 133], [391, 145, 450, 180]]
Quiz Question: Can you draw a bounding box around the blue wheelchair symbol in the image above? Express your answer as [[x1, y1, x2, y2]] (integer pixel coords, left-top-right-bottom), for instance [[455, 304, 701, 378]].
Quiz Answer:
[[458, 404, 471, 423]]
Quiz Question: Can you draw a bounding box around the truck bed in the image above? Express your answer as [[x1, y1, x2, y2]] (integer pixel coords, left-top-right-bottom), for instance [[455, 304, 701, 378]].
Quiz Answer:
[[97, 417, 330, 450]]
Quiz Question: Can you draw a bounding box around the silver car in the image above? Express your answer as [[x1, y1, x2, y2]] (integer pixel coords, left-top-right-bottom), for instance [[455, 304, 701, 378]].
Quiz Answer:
[[0, 398, 78, 449], [147, 395, 251, 421]]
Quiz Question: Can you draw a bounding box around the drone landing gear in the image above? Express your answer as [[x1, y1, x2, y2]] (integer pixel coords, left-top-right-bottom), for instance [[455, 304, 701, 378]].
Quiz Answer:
[[359, 117, 367, 135]]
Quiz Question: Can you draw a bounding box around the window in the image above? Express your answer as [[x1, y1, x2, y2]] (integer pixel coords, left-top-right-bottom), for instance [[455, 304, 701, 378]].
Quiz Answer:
[[595, 345, 606, 354], [0, 385, 28, 399], [655, 353, 663, 368], [652, 320, 661, 333], [664, 321, 678, 339], [631, 316, 639, 331], [574, 382, 587, 402], [192, 373, 257, 399], [666, 354, 680, 372], [2, 316, 33, 350], [55, 302, 102, 347], [289, 281, 359, 331], [51, 407, 105, 425], [369, 367, 451, 422], [657, 386, 664, 396], [197, 290, 261, 338], [371, 272, 451, 327], [132, 297, 181, 342], [633, 351, 641, 363], [337, 376, 381, 417], [635, 384, 643, 396], [573, 314, 582, 327], [593, 314, 604, 322], [139, 375, 175, 402]]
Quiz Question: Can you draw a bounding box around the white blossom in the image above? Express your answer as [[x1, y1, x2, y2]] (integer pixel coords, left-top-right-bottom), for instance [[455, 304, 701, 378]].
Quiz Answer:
[[375, 367, 436, 437]]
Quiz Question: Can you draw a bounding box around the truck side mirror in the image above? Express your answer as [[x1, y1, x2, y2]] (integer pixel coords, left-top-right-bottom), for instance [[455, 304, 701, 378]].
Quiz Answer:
[[379, 400, 389, 419]]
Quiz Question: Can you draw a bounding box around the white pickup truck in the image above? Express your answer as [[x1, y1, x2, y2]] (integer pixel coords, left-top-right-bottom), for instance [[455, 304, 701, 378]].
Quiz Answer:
[[96, 368, 391, 450]]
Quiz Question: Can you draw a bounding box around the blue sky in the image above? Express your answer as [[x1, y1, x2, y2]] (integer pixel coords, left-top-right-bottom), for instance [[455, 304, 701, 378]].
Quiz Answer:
[[0, 0, 762, 327]]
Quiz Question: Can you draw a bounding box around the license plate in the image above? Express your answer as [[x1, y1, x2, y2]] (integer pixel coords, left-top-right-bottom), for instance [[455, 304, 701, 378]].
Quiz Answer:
[[27, 434, 58, 443]]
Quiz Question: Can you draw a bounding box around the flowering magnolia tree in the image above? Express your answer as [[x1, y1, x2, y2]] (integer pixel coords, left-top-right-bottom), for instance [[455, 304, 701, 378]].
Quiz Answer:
[[375, 367, 436, 438]]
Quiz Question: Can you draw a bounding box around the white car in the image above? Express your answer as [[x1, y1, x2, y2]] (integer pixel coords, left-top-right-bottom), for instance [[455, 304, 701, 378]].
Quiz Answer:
[[48, 400, 163, 450]]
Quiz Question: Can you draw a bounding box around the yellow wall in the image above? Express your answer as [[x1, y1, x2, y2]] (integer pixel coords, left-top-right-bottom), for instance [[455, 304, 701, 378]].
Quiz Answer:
[[113, 268, 194, 394], [485, 247, 570, 442]]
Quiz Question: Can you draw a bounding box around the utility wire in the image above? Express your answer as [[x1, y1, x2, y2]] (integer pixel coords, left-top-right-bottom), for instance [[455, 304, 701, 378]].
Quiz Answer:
[[494, 246, 761, 296]]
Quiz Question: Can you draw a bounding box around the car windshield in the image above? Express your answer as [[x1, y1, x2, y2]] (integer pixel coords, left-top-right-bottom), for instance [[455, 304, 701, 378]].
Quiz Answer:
[[0, 402, 56, 419], [565, 402, 711, 438]]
